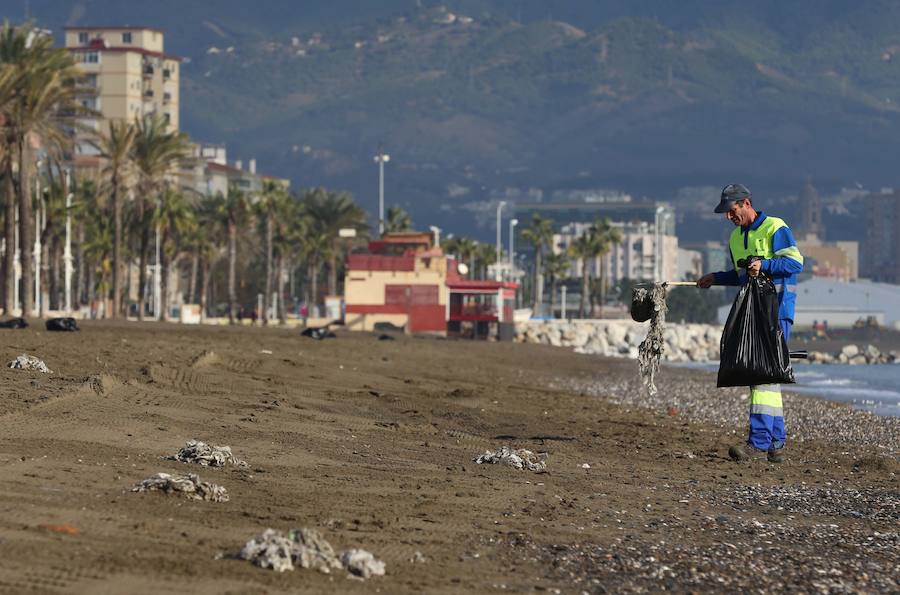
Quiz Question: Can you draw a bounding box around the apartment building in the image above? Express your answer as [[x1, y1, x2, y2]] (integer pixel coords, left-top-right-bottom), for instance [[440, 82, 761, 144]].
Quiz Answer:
[[862, 189, 900, 283], [64, 26, 181, 158], [552, 220, 679, 285]]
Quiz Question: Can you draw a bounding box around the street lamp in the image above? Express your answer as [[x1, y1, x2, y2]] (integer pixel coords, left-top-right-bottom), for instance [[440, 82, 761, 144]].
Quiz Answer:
[[508, 218, 518, 280], [495, 201, 506, 280], [374, 149, 390, 236], [654, 206, 665, 283], [63, 168, 73, 313]]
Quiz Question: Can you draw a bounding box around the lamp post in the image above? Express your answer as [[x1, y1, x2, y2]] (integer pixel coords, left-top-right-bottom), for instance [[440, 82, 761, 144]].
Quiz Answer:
[[33, 160, 42, 316], [374, 149, 390, 236], [495, 201, 506, 280], [508, 218, 518, 280], [654, 206, 665, 283], [63, 168, 73, 313]]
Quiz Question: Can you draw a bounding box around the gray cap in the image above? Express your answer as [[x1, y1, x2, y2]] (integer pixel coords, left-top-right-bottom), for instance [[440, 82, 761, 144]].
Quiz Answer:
[[714, 183, 751, 213]]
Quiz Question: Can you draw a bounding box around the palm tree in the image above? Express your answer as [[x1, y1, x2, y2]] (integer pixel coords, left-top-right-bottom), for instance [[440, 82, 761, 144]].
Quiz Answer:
[[96, 120, 136, 317], [475, 241, 497, 280], [256, 180, 288, 324], [452, 237, 478, 278], [590, 218, 622, 318], [385, 205, 413, 232], [302, 188, 368, 299], [520, 213, 554, 312], [568, 232, 595, 318], [131, 113, 191, 320], [217, 186, 249, 324], [0, 22, 86, 316], [544, 250, 570, 318], [153, 188, 194, 321], [191, 194, 223, 322]]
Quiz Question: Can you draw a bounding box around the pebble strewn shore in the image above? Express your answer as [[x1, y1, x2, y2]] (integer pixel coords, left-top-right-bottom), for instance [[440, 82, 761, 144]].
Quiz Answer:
[[516, 320, 900, 364], [557, 367, 900, 457]]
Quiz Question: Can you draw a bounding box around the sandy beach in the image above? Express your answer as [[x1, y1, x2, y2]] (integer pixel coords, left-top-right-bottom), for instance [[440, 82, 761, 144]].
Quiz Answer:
[[0, 322, 897, 593]]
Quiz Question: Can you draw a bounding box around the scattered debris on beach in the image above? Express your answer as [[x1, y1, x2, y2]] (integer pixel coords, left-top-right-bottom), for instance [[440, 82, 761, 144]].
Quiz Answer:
[[132, 472, 229, 502], [239, 528, 385, 578], [636, 284, 668, 396], [45, 317, 79, 332], [341, 549, 387, 578], [7, 354, 52, 373], [0, 317, 27, 329], [166, 439, 247, 467], [474, 446, 547, 472], [301, 326, 336, 340]]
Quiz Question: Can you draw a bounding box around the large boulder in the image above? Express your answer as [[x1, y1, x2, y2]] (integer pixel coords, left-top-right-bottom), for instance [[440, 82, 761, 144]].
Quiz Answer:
[[841, 344, 860, 359]]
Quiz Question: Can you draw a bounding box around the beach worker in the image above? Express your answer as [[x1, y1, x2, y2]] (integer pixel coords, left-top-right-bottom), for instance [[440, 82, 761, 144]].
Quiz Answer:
[[697, 183, 804, 463]]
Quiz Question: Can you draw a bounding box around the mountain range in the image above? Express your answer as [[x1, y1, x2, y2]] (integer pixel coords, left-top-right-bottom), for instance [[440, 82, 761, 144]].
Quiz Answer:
[[5, 0, 900, 241]]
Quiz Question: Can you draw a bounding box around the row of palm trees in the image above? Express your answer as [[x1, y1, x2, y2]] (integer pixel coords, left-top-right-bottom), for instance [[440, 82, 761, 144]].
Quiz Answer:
[[0, 22, 372, 323]]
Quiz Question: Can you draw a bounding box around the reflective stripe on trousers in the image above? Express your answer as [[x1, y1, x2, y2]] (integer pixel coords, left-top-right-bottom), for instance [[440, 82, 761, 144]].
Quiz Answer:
[[747, 320, 791, 451]]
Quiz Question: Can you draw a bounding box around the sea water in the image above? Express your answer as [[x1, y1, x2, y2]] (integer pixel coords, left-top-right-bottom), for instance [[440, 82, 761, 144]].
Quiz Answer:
[[672, 362, 900, 417], [790, 364, 900, 417]]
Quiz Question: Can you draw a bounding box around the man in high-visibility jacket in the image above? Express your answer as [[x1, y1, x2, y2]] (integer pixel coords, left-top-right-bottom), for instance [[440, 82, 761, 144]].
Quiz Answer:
[[697, 183, 804, 463]]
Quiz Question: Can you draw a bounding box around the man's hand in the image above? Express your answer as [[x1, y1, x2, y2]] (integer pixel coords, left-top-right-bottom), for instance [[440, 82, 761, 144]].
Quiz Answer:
[[747, 259, 762, 277], [696, 273, 715, 289]]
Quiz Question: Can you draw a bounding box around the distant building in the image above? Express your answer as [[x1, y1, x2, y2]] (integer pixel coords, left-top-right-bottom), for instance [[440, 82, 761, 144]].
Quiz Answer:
[[677, 247, 703, 281], [344, 232, 517, 338], [180, 145, 289, 198], [515, 201, 676, 235], [552, 220, 679, 285], [717, 278, 900, 329], [682, 241, 731, 275], [862, 189, 900, 283], [65, 26, 181, 166], [797, 178, 824, 239], [797, 235, 859, 281]]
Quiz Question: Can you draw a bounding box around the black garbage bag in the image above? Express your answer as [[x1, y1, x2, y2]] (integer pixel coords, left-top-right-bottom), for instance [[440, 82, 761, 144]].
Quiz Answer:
[[301, 326, 336, 340], [717, 275, 794, 388], [0, 317, 28, 329], [46, 317, 79, 332]]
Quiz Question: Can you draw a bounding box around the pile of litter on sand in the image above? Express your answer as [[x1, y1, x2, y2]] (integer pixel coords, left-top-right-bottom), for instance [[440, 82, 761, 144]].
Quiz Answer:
[[239, 528, 385, 578], [166, 439, 246, 467], [636, 283, 668, 396], [473, 446, 547, 472], [341, 549, 387, 578], [132, 472, 229, 502], [7, 354, 52, 373]]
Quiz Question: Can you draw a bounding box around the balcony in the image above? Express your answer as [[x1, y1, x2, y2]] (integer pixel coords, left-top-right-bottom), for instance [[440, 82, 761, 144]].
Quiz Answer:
[[143, 89, 154, 99], [162, 92, 171, 104], [162, 68, 171, 81], [143, 65, 154, 78]]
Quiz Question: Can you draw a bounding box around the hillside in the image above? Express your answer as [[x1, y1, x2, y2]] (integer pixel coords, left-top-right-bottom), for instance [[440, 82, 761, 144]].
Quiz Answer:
[[8, 0, 900, 238]]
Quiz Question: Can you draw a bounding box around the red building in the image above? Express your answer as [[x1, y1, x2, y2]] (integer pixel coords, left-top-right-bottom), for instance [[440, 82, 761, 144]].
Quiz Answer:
[[344, 232, 517, 338]]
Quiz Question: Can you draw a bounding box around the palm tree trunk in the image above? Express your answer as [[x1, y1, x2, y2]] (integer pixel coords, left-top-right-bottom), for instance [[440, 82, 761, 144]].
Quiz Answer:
[[40, 222, 51, 317], [159, 230, 169, 321], [579, 258, 588, 318], [277, 255, 287, 324], [76, 219, 85, 306], [188, 247, 198, 304], [328, 248, 337, 297], [533, 246, 544, 311], [17, 142, 34, 317], [310, 255, 319, 315], [228, 221, 237, 324], [597, 255, 605, 320], [550, 278, 558, 318], [3, 161, 15, 315], [50, 236, 60, 311], [137, 226, 149, 321], [264, 212, 273, 325], [199, 254, 210, 323], [111, 175, 122, 318]]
